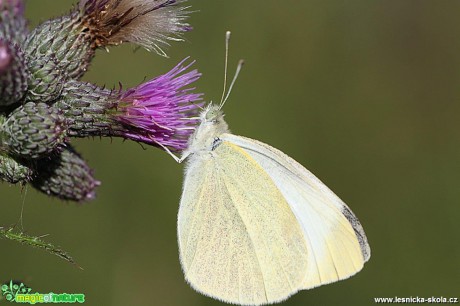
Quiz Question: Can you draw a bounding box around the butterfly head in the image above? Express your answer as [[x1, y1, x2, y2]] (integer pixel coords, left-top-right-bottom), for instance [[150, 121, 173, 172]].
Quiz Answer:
[[182, 103, 228, 156], [202, 103, 224, 123], [197, 103, 228, 133]]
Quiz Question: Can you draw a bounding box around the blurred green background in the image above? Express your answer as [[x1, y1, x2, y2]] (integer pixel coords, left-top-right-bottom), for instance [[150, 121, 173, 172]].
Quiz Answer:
[[2, 0, 460, 305]]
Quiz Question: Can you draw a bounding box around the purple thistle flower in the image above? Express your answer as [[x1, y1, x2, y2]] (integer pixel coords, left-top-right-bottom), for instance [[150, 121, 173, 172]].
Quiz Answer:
[[55, 59, 203, 152], [116, 58, 202, 151]]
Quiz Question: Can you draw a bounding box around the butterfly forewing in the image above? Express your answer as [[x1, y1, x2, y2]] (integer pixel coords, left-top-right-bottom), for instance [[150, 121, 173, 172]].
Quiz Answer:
[[222, 134, 370, 289]]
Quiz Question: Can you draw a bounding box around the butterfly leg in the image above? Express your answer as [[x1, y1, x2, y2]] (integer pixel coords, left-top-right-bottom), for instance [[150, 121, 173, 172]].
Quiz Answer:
[[157, 142, 182, 163]]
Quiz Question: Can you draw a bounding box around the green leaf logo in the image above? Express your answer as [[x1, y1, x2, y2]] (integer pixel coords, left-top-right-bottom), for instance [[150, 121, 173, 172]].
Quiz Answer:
[[1, 281, 32, 302]]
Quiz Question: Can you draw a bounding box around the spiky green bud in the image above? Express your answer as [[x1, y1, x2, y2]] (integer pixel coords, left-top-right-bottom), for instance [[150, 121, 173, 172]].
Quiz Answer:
[[0, 39, 28, 106], [1, 102, 67, 159], [0, 152, 33, 183], [24, 11, 94, 84], [55, 80, 121, 137], [31, 147, 100, 202], [24, 54, 67, 103], [23, 11, 94, 102]]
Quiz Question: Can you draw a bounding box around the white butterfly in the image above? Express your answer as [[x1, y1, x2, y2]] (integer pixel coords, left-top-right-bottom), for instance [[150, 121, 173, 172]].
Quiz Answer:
[[166, 32, 370, 306]]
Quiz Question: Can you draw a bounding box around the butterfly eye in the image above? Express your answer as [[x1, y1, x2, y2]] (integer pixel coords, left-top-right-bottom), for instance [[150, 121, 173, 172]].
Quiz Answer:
[[205, 111, 215, 121], [205, 110, 218, 121]]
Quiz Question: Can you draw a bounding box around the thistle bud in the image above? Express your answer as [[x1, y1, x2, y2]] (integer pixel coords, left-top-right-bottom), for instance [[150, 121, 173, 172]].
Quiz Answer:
[[31, 146, 100, 202], [24, 52, 67, 103], [23, 12, 93, 102], [0, 152, 33, 184], [1, 102, 67, 159], [0, 39, 29, 107], [24, 12, 94, 81], [55, 80, 117, 138]]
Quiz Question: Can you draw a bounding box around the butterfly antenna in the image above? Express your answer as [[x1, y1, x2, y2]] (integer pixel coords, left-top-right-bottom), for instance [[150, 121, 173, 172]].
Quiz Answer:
[[221, 59, 244, 109], [219, 31, 231, 108]]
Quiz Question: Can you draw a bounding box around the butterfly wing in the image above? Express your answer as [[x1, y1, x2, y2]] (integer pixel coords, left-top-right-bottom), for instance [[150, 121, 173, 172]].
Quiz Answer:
[[178, 141, 309, 305], [222, 134, 371, 289]]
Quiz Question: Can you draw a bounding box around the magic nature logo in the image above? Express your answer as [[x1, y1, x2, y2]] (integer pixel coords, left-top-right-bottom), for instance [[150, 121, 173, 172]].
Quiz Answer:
[[1, 281, 85, 304]]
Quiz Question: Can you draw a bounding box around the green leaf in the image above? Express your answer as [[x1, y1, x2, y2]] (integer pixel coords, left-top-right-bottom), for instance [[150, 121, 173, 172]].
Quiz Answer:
[[0, 227, 80, 268]]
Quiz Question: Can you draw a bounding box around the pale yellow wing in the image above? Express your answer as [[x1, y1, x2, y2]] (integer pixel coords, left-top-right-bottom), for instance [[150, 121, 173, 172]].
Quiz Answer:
[[222, 134, 370, 289], [178, 141, 309, 305]]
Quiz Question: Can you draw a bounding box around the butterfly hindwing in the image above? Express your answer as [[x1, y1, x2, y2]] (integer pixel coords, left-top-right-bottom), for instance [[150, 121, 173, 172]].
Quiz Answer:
[[178, 140, 309, 305]]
